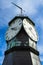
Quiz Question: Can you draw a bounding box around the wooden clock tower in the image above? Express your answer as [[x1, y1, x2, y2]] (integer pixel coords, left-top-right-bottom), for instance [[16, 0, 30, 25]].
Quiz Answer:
[[2, 3, 41, 65], [2, 16, 41, 65]]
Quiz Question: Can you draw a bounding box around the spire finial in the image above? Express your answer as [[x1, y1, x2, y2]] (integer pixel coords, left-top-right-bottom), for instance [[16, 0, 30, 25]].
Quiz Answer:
[[11, 2, 25, 15]]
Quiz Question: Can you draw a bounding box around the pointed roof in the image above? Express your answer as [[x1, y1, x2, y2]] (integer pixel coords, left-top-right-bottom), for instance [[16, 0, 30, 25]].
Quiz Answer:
[[8, 16, 35, 26]]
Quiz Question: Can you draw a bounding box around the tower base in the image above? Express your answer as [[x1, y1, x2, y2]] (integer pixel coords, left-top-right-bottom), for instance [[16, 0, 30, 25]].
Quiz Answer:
[[2, 46, 39, 65]]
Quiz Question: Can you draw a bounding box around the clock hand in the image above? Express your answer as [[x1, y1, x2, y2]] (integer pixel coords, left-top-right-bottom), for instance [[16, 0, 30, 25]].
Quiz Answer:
[[11, 27, 17, 30], [11, 27, 21, 30]]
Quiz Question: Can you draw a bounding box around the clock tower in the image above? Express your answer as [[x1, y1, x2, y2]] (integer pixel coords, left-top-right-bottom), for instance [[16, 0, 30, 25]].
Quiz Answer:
[[2, 2, 41, 65], [2, 15, 41, 65]]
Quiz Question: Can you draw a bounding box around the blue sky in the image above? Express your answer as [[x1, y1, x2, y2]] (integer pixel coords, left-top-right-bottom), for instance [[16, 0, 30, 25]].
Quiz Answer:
[[0, 0, 43, 65]]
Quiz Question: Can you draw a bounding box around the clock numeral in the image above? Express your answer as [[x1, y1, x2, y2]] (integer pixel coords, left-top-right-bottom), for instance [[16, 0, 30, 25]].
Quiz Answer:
[[29, 27, 32, 31], [19, 23, 22, 25]]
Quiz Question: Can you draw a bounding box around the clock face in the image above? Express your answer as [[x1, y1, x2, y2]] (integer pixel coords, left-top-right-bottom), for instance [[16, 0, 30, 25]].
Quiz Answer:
[[23, 19, 38, 41], [5, 18, 22, 41], [29, 38, 37, 50]]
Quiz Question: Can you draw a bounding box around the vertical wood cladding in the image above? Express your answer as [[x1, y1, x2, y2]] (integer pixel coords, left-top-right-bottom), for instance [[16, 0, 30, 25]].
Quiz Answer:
[[3, 51, 32, 65], [16, 26, 29, 46], [13, 51, 32, 65]]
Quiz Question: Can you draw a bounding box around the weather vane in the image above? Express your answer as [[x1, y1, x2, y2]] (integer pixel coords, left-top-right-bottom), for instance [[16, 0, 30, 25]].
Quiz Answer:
[[11, 2, 25, 15]]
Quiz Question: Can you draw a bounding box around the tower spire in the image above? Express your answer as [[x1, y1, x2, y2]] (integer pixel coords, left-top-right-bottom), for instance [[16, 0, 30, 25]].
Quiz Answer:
[[11, 2, 25, 15]]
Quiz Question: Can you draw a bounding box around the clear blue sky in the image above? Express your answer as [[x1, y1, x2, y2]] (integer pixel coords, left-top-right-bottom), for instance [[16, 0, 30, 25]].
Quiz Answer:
[[0, 0, 43, 65]]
